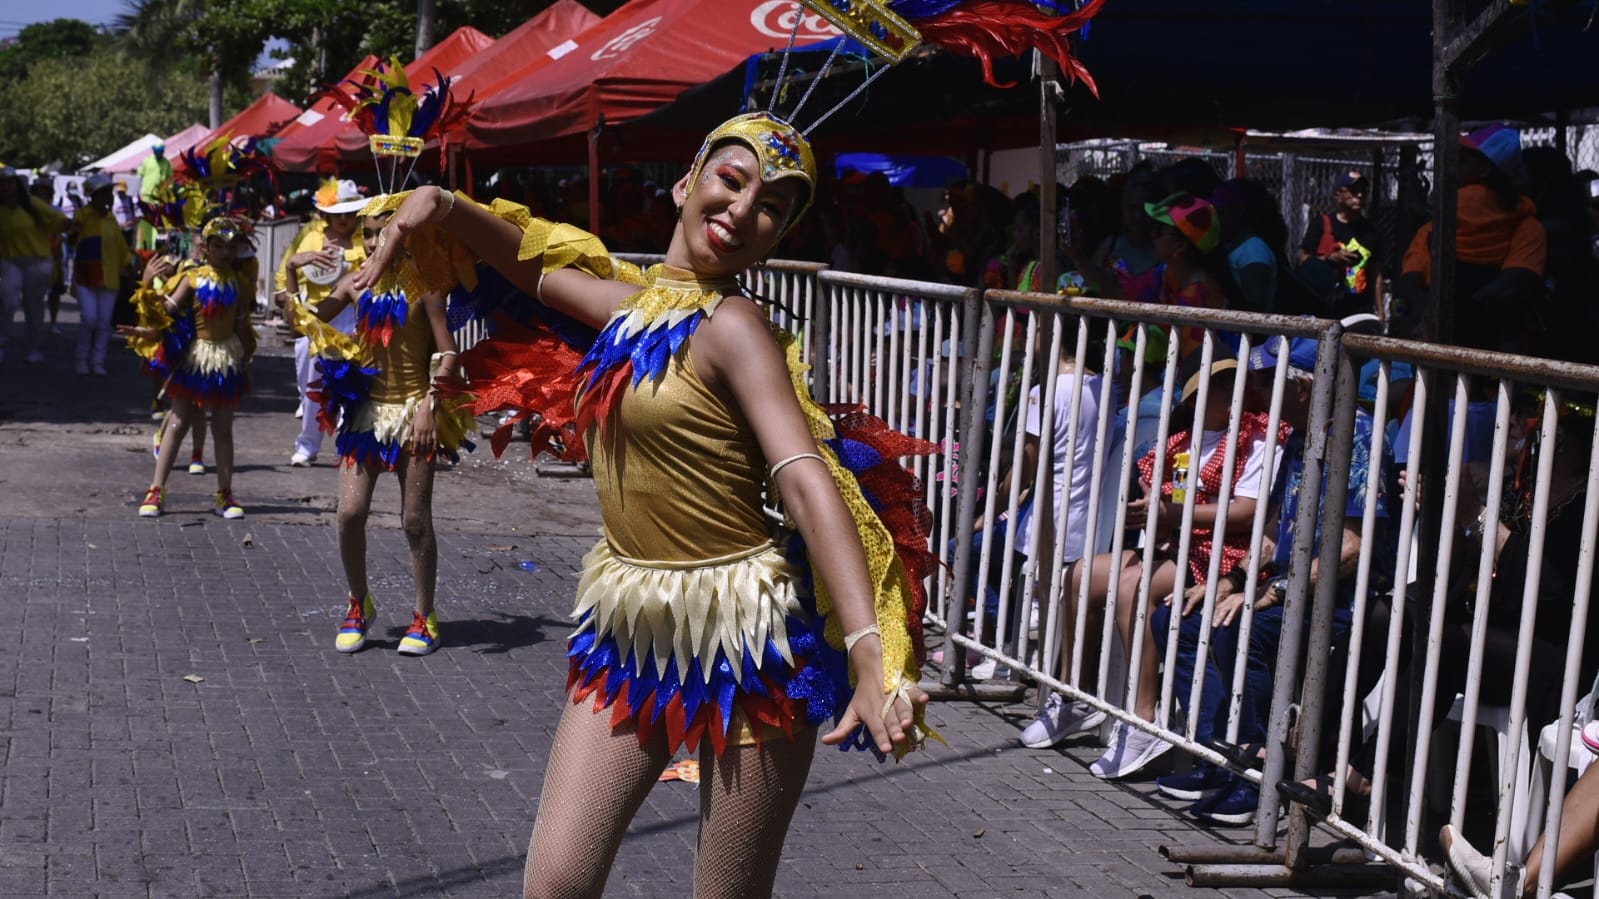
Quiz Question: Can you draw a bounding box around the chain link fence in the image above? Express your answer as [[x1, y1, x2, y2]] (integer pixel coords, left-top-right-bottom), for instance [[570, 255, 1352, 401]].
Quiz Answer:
[[1058, 124, 1597, 279]]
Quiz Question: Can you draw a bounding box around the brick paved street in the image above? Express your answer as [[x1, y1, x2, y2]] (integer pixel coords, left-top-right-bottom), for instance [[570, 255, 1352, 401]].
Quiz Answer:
[[0, 315, 1390, 898]]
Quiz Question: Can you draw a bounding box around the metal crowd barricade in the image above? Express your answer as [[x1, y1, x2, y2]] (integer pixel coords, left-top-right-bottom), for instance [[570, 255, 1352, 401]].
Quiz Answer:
[[812, 270, 979, 627], [252, 218, 307, 315], [1176, 334, 1599, 897], [443, 240, 1599, 894], [931, 289, 1345, 803]]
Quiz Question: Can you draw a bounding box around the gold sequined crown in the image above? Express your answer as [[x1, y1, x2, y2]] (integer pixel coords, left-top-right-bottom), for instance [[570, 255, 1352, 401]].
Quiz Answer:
[[685, 112, 816, 238]]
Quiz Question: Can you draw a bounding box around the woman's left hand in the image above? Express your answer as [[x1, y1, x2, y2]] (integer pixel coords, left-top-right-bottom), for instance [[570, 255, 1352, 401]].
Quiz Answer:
[[821, 635, 929, 754], [410, 401, 437, 454]]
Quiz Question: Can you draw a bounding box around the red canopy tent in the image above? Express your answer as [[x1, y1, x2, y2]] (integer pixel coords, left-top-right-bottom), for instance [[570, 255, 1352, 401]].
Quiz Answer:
[[331, 25, 498, 161], [173, 92, 302, 175], [464, 0, 840, 160], [268, 55, 381, 172], [444, 0, 602, 127], [274, 26, 495, 173]]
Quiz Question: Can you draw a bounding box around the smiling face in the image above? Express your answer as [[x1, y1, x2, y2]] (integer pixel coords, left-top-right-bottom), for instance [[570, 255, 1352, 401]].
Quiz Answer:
[[668, 143, 802, 277]]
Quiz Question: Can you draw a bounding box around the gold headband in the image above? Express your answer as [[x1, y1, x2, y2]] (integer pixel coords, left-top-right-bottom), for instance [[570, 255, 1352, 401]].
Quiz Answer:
[[684, 113, 816, 238]]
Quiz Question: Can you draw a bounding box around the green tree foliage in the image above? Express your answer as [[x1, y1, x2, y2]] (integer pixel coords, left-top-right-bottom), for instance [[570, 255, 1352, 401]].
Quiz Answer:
[[0, 47, 209, 167], [261, 0, 633, 104], [0, 19, 108, 81]]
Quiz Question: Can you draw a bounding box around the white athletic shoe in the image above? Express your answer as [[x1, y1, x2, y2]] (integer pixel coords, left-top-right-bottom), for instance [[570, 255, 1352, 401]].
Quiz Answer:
[[1019, 693, 1106, 749], [1089, 720, 1172, 779]]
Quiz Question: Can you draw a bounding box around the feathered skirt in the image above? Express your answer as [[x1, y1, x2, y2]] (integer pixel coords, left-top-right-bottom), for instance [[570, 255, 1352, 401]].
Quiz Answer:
[[566, 538, 854, 756]]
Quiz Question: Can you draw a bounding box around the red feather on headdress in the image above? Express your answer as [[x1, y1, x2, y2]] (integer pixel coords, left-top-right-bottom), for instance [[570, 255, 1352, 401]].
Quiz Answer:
[[908, 0, 1104, 90]]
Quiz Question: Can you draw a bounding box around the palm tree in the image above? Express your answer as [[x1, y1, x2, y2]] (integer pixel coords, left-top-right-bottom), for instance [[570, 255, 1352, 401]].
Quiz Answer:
[[115, 0, 224, 128]]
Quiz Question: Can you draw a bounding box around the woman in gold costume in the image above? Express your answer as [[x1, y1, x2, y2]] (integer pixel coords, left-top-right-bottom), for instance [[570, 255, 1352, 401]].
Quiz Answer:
[[356, 112, 931, 898]]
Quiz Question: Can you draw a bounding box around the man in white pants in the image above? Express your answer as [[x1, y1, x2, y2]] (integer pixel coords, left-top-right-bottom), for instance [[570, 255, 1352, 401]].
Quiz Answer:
[[274, 180, 365, 466]]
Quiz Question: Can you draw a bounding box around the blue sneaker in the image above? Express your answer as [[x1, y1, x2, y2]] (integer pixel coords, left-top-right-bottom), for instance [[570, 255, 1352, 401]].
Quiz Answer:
[[1155, 763, 1231, 801], [1191, 779, 1261, 827]]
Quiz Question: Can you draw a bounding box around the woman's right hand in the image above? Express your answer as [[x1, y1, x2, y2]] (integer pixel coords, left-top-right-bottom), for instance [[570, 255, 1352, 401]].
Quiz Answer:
[[351, 187, 448, 292], [289, 248, 340, 270], [142, 255, 176, 284]]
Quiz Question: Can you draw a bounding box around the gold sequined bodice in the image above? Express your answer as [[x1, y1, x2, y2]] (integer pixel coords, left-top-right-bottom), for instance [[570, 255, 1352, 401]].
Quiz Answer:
[[587, 346, 770, 562], [371, 299, 433, 403]]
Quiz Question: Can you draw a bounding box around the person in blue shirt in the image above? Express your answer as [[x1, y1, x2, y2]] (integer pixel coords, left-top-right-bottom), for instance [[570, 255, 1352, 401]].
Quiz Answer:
[[1150, 335, 1396, 826]]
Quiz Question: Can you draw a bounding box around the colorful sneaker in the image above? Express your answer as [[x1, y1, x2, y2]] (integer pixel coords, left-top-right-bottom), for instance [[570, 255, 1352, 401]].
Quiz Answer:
[[138, 486, 163, 517], [213, 490, 244, 519], [397, 611, 440, 656], [188, 459, 207, 475], [335, 593, 376, 653]]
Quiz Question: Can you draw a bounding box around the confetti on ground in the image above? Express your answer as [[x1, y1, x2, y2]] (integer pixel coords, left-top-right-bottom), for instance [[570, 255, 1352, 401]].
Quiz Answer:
[[658, 759, 700, 783]]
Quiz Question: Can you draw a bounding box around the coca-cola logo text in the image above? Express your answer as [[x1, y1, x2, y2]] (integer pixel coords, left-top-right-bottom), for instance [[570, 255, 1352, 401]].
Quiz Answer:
[[750, 1, 842, 41], [591, 16, 663, 60]]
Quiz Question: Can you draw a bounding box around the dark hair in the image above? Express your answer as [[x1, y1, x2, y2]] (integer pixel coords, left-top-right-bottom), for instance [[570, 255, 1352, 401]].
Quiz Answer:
[[1161, 157, 1223, 199]]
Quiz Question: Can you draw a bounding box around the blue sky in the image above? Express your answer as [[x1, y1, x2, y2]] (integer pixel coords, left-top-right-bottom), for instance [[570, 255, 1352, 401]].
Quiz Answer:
[[0, 0, 129, 37], [2, 0, 286, 66]]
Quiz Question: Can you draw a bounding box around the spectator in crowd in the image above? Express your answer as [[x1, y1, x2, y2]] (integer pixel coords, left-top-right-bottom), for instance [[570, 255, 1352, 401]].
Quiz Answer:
[[1152, 336, 1395, 826], [1066, 162, 1162, 304], [1147, 192, 1232, 362], [1523, 146, 1599, 363], [1583, 170, 1599, 259], [1395, 125, 1546, 350], [1310, 389, 1599, 849], [29, 178, 67, 335], [136, 142, 173, 251], [274, 179, 367, 467], [1000, 329, 1106, 743], [71, 174, 135, 377], [1163, 157, 1222, 201], [1210, 179, 1280, 314], [1299, 171, 1383, 319], [1047, 359, 1282, 779], [0, 168, 69, 365], [1444, 754, 1599, 898]]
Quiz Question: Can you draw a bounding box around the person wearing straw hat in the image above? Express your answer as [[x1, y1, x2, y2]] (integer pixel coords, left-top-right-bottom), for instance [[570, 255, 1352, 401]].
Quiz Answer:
[[275, 178, 367, 467]]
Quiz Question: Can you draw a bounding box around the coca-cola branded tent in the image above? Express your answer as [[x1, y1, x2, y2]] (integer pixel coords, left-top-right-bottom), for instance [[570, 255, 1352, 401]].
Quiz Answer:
[[465, 0, 840, 159]]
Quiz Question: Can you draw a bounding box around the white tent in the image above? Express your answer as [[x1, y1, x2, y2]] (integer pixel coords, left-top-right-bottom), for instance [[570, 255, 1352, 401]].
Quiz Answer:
[[84, 133, 162, 172], [105, 123, 209, 174]]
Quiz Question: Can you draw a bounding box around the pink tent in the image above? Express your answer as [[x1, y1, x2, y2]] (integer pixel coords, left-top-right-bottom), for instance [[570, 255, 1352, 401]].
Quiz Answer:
[[104, 123, 209, 174]]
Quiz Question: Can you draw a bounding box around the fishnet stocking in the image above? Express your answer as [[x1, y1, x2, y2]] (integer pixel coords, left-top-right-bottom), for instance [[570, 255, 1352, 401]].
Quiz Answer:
[[336, 461, 380, 599], [522, 695, 818, 899], [394, 452, 437, 615], [692, 730, 816, 899], [523, 693, 672, 899]]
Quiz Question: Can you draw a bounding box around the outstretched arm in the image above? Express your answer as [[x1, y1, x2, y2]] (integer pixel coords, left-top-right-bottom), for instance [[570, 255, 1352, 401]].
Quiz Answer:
[[351, 186, 635, 330], [697, 298, 927, 755]]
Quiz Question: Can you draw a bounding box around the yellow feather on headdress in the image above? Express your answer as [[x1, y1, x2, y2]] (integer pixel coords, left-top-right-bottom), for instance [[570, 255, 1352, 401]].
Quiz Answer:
[[352, 57, 421, 139]]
